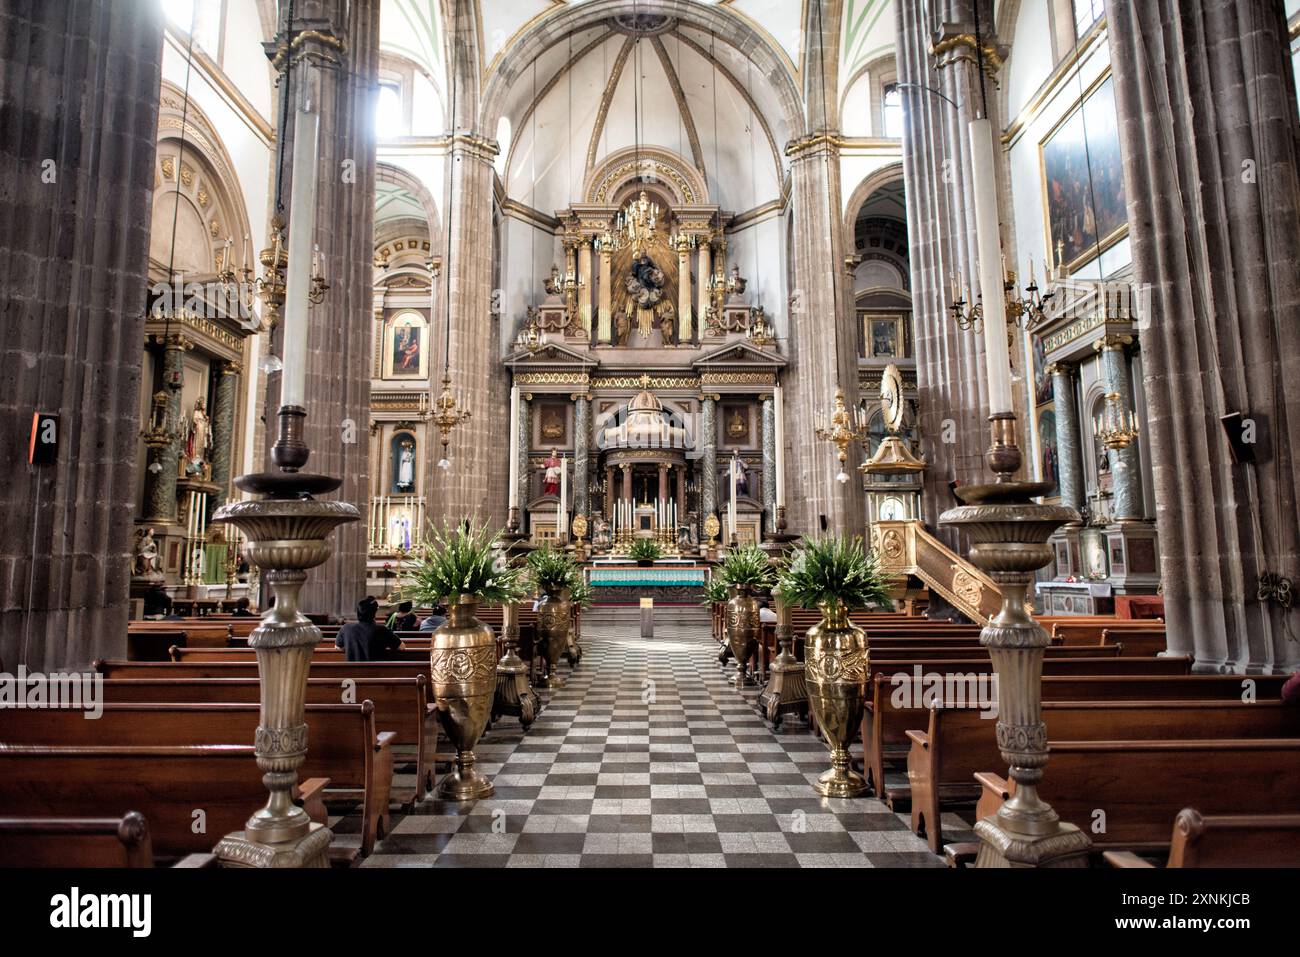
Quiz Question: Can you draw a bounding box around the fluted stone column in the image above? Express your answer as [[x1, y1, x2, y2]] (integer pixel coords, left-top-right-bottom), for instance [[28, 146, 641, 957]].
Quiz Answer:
[[1108, 0, 1300, 673], [262, 0, 379, 618], [604, 464, 614, 520], [208, 359, 240, 515], [0, 0, 165, 669], [578, 240, 593, 337], [574, 393, 590, 518], [1095, 336, 1141, 521], [676, 239, 692, 342], [896, 0, 1003, 540], [1049, 362, 1085, 516], [761, 394, 777, 530], [697, 243, 712, 331], [598, 245, 612, 343], [145, 335, 189, 523], [700, 394, 718, 534]]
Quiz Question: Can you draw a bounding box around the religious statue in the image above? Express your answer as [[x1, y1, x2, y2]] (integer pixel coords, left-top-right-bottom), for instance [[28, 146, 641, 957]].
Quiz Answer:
[[133, 527, 161, 578], [658, 303, 676, 345], [676, 524, 692, 551], [622, 253, 671, 340], [184, 397, 211, 475], [396, 442, 415, 492], [542, 450, 562, 496], [594, 518, 612, 551], [724, 455, 749, 501], [615, 309, 632, 347]]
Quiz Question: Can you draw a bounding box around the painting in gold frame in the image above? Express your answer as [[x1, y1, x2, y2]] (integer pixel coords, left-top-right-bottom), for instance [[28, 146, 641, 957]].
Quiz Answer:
[[383, 311, 430, 379], [864, 314, 904, 359], [1038, 73, 1127, 274]]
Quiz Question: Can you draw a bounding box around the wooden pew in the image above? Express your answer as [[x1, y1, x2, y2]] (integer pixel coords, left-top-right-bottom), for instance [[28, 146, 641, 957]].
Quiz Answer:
[[99, 675, 439, 802], [1052, 618, 1164, 646], [0, 745, 328, 860], [974, 739, 1300, 854], [1100, 627, 1166, 657], [1104, 808, 1300, 868], [0, 813, 218, 867], [2, 702, 395, 857], [171, 645, 431, 663], [126, 629, 188, 662], [98, 660, 431, 682], [908, 699, 1300, 851]]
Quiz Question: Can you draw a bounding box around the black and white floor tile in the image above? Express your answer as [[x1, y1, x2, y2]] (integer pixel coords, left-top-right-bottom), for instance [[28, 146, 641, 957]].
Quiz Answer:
[[331, 607, 963, 868]]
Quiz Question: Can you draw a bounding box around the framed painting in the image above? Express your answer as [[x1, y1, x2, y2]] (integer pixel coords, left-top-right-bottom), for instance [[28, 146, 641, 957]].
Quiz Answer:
[[865, 314, 903, 359], [720, 403, 751, 447], [1039, 74, 1127, 272], [538, 403, 568, 445], [1037, 406, 1060, 498], [384, 312, 429, 379]]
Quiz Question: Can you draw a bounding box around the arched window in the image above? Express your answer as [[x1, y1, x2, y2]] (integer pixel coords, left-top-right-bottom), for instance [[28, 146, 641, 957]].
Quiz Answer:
[[881, 84, 904, 139], [376, 83, 403, 139]]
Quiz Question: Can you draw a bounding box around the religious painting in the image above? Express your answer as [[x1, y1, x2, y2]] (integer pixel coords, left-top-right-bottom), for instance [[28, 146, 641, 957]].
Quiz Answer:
[[867, 315, 903, 359], [1037, 407, 1060, 498], [538, 403, 568, 445], [390, 432, 416, 494], [1032, 335, 1053, 405], [384, 312, 429, 379], [721, 404, 750, 446], [1040, 74, 1127, 271]]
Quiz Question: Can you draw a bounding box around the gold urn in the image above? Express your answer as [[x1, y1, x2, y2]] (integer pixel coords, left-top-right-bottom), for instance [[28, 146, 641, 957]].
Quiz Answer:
[[725, 583, 761, 686], [805, 600, 869, 798], [429, 595, 498, 800], [535, 590, 571, 688]]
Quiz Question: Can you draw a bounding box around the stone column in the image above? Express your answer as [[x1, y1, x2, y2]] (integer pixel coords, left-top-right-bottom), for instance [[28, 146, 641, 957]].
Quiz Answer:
[[261, 0, 380, 618], [896, 0, 1004, 543], [1108, 0, 1300, 673], [604, 464, 615, 520], [762, 394, 777, 530], [621, 464, 632, 503], [0, 0, 165, 670], [1049, 362, 1085, 515], [676, 238, 693, 342], [598, 245, 613, 343], [577, 239, 593, 337], [697, 243, 712, 331], [573, 393, 590, 518], [657, 463, 669, 504], [145, 335, 190, 523], [1095, 336, 1141, 521], [517, 393, 531, 515], [208, 359, 241, 515], [700, 394, 718, 531], [675, 465, 686, 520]]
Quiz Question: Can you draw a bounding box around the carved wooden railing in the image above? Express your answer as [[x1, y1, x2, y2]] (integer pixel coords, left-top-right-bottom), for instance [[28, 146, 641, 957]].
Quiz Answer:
[[869, 520, 1005, 626]]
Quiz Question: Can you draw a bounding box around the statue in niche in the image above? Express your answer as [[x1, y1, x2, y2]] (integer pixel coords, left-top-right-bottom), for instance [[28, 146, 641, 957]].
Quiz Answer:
[[658, 303, 677, 345], [722, 456, 750, 503], [133, 527, 162, 577], [184, 397, 211, 475], [623, 253, 671, 340], [542, 449, 562, 496], [396, 441, 415, 492], [594, 518, 612, 551]]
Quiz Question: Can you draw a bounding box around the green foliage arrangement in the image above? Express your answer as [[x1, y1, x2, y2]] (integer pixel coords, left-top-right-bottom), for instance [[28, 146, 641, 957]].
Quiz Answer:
[[700, 576, 730, 606], [718, 543, 777, 590], [777, 535, 891, 611], [527, 545, 581, 596], [568, 576, 594, 610], [401, 522, 523, 606], [628, 538, 662, 562]]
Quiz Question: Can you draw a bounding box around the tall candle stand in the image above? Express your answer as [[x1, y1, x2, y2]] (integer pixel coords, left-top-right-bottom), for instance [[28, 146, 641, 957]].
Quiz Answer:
[[757, 584, 807, 729], [491, 600, 539, 731], [938, 414, 1090, 868], [210, 406, 359, 868]]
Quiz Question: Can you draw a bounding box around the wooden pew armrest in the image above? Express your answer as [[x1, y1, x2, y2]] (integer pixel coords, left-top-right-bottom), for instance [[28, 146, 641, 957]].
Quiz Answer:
[[974, 771, 1011, 821], [173, 853, 218, 868], [375, 731, 397, 751], [294, 777, 331, 825], [944, 843, 980, 868], [904, 730, 930, 750], [1103, 850, 1155, 869]]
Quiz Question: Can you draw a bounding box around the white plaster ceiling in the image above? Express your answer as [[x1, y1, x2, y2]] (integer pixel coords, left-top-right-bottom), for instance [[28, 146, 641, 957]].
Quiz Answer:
[[375, 181, 429, 227]]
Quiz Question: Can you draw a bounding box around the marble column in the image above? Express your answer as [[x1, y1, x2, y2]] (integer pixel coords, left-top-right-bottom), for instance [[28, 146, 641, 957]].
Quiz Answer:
[[1049, 362, 1085, 516], [675, 465, 686, 521], [0, 0, 165, 670], [604, 464, 615, 520], [676, 239, 693, 342], [208, 359, 240, 516], [657, 464, 669, 504], [896, 0, 1003, 543], [517, 393, 531, 516], [621, 464, 632, 502], [578, 240, 593, 337], [1094, 336, 1141, 521], [145, 335, 189, 523], [573, 393, 590, 518], [1108, 0, 1300, 673], [598, 245, 613, 343], [261, 0, 380, 618], [762, 395, 777, 530], [700, 395, 718, 532]]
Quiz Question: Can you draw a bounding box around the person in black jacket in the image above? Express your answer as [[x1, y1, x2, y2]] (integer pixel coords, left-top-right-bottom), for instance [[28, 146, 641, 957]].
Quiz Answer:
[[336, 596, 401, 661], [386, 600, 418, 632]]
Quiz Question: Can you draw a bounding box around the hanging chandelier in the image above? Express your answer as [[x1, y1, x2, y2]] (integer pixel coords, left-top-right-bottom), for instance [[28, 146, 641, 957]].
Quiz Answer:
[[814, 389, 869, 484]]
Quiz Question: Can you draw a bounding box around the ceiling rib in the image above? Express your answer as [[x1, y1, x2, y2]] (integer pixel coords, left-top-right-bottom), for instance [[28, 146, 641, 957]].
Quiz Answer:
[[649, 35, 707, 177], [584, 35, 636, 174]]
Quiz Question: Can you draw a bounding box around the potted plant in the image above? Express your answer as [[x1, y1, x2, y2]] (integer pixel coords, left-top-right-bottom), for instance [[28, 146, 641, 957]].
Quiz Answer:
[[718, 544, 777, 686], [403, 521, 523, 800], [628, 537, 662, 566], [527, 545, 581, 687], [777, 535, 889, 797]]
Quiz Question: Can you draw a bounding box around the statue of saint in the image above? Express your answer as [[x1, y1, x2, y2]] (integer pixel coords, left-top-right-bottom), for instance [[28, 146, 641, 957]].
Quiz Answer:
[[594, 518, 612, 550], [133, 527, 161, 577], [542, 450, 562, 496], [184, 397, 211, 474], [724, 455, 749, 502], [396, 442, 415, 491]]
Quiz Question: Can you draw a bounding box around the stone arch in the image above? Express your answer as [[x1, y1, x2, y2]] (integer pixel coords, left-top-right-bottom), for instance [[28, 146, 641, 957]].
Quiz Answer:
[[375, 161, 442, 247], [842, 161, 905, 240], [585, 146, 710, 207]]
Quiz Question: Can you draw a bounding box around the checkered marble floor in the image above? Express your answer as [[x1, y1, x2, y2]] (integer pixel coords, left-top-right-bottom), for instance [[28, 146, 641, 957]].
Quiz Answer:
[[342, 606, 955, 868]]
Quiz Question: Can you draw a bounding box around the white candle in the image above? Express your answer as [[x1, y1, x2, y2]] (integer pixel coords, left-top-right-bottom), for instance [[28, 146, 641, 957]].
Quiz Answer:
[[559, 454, 568, 537], [968, 118, 1013, 415], [774, 385, 785, 507], [508, 385, 520, 508], [280, 105, 320, 410], [729, 455, 738, 539]]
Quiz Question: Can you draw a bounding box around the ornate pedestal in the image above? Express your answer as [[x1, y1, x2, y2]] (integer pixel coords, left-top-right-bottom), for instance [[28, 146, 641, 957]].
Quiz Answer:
[[757, 587, 807, 729], [939, 416, 1091, 868], [492, 601, 539, 730]]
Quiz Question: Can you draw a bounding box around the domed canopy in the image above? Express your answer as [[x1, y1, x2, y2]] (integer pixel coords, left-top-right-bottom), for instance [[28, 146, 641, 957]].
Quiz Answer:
[[601, 374, 689, 450]]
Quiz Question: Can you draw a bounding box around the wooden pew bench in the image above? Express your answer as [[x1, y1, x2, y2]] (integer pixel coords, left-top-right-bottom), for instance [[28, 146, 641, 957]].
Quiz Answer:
[[1100, 627, 1166, 657], [1052, 619, 1165, 646], [0, 745, 328, 861], [0, 813, 215, 868], [2, 702, 396, 857], [1104, 808, 1300, 868]]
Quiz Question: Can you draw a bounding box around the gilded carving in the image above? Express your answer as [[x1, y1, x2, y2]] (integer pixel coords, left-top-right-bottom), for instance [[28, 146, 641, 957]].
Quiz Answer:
[[429, 645, 497, 683], [952, 567, 984, 610], [806, 647, 869, 684], [254, 722, 309, 757], [879, 528, 907, 568]]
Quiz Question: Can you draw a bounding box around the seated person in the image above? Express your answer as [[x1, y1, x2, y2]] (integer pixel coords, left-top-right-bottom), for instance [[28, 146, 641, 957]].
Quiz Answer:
[[230, 597, 255, 617], [336, 596, 401, 662], [758, 599, 777, 624], [386, 600, 418, 632], [419, 603, 447, 632], [142, 583, 171, 618]]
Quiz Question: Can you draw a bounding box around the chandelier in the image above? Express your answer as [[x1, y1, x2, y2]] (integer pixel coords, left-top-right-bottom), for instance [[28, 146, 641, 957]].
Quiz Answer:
[[1093, 392, 1139, 451], [602, 190, 660, 256], [432, 373, 472, 469], [814, 389, 869, 484]]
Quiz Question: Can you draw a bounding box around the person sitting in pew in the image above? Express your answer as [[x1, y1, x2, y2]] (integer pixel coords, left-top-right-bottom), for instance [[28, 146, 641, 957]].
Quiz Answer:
[[419, 602, 447, 632], [758, 600, 777, 624], [336, 597, 401, 662], [1284, 671, 1299, 706], [142, 583, 174, 619], [230, 597, 255, 617], [386, 600, 418, 632]]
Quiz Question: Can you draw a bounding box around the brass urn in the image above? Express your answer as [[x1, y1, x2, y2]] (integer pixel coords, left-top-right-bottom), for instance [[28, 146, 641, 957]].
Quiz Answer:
[[429, 594, 498, 800], [535, 589, 571, 688], [726, 583, 761, 686], [805, 599, 869, 798]]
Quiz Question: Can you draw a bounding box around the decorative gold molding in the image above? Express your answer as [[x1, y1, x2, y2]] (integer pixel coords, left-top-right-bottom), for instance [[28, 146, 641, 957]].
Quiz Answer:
[[1002, 18, 1108, 147], [701, 371, 776, 387], [515, 372, 592, 386], [1092, 333, 1134, 353], [929, 33, 1004, 75], [592, 374, 699, 390]]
